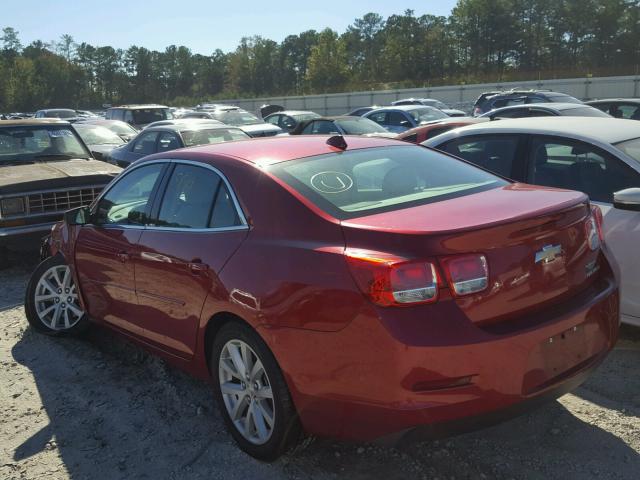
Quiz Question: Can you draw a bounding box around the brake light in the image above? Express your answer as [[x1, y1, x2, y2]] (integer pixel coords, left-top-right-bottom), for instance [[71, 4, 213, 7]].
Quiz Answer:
[[440, 254, 489, 296], [589, 205, 605, 246], [345, 249, 440, 306]]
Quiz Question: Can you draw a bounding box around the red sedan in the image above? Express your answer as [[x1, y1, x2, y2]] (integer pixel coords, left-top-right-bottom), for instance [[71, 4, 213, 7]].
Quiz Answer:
[[25, 135, 620, 460], [396, 117, 487, 143]]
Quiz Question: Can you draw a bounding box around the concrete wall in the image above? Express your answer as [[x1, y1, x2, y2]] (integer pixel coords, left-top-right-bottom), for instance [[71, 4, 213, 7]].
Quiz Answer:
[[216, 75, 640, 116]]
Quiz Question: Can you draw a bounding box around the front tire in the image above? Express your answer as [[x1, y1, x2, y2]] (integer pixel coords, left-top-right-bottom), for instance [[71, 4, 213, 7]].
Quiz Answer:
[[211, 322, 302, 461], [25, 255, 89, 336]]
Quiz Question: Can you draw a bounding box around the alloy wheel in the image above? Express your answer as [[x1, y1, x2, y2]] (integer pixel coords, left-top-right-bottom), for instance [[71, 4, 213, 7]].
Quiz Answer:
[[218, 339, 275, 445], [34, 265, 83, 331]]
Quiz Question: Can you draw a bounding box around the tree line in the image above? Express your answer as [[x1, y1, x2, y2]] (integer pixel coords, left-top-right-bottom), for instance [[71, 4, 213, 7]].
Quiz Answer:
[[1, 0, 639, 112]]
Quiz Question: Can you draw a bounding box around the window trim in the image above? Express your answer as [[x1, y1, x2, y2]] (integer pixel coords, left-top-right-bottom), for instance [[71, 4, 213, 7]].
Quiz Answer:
[[91, 159, 249, 233]]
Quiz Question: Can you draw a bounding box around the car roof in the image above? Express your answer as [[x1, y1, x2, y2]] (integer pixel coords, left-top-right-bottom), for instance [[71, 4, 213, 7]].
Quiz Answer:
[[109, 104, 168, 109], [487, 102, 593, 113], [38, 108, 76, 112], [0, 119, 70, 126], [152, 135, 404, 166], [429, 117, 640, 144], [587, 98, 640, 103], [269, 110, 317, 116], [370, 105, 435, 112]]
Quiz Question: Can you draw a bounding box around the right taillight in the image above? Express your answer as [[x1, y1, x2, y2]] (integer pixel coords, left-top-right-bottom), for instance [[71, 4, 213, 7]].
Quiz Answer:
[[345, 249, 440, 307], [588, 205, 605, 248], [439, 254, 489, 297]]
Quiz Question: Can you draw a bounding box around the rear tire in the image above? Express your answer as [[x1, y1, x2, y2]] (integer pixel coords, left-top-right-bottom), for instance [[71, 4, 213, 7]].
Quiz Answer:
[[210, 322, 302, 461], [24, 255, 89, 336]]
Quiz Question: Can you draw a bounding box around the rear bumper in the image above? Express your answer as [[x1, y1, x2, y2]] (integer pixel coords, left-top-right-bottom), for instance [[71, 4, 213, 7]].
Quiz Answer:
[[264, 275, 619, 441]]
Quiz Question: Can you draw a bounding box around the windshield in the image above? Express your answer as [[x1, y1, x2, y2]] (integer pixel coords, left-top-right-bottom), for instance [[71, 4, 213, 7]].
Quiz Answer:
[[180, 128, 249, 147], [133, 108, 173, 125], [74, 125, 125, 145], [268, 145, 507, 220], [0, 125, 90, 162], [105, 121, 138, 135], [614, 137, 640, 164], [336, 118, 389, 134], [407, 107, 448, 123], [422, 100, 448, 109], [564, 107, 611, 118], [212, 110, 261, 126], [548, 95, 582, 104]]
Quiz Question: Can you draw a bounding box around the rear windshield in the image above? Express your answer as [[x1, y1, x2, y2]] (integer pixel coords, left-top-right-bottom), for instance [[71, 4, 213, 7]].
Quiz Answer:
[[268, 145, 507, 220], [180, 128, 249, 147], [133, 108, 173, 124], [0, 125, 90, 163], [564, 107, 610, 117], [336, 118, 389, 134]]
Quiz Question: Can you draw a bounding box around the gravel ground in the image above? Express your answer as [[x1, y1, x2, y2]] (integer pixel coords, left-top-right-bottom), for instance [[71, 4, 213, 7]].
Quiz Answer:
[[1, 254, 639, 480]]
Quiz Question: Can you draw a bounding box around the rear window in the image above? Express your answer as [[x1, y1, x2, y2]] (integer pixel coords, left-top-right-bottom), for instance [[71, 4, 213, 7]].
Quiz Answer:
[[132, 108, 173, 125], [268, 145, 507, 220]]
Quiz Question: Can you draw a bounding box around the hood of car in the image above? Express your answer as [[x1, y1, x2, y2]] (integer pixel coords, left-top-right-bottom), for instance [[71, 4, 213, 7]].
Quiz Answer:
[[0, 159, 121, 193], [239, 123, 283, 137]]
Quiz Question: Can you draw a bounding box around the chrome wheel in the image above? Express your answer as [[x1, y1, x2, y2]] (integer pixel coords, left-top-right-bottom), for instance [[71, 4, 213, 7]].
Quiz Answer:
[[34, 265, 83, 331], [219, 339, 275, 445]]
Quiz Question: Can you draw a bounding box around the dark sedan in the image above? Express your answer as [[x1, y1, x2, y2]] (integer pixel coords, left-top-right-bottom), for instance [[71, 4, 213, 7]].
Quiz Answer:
[[108, 123, 249, 167]]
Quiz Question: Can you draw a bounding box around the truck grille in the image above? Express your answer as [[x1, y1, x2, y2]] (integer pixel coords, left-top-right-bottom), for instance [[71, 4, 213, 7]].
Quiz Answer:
[[28, 187, 103, 215]]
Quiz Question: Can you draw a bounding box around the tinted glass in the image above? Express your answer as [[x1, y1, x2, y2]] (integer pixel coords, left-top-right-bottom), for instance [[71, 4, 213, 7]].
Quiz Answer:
[[307, 121, 340, 134], [336, 118, 388, 134], [133, 132, 159, 154], [180, 128, 249, 146], [547, 94, 582, 104], [387, 112, 410, 126], [491, 108, 529, 119], [609, 104, 640, 120], [132, 108, 172, 125], [366, 111, 387, 125], [95, 164, 163, 225], [441, 135, 519, 177], [0, 125, 91, 163], [157, 131, 181, 152], [529, 138, 639, 202], [268, 145, 507, 220], [210, 183, 241, 228], [265, 115, 280, 125]]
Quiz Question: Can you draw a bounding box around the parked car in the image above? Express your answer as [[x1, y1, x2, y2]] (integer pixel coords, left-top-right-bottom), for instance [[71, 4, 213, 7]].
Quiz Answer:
[[34, 109, 78, 120], [392, 98, 466, 116], [290, 116, 396, 137], [204, 107, 283, 137], [27, 135, 618, 460], [74, 119, 139, 142], [264, 111, 321, 132], [479, 103, 611, 120], [586, 98, 640, 120], [0, 119, 121, 265], [72, 123, 128, 161], [105, 104, 173, 129], [107, 123, 249, 167], [396, 117, 487, 143], [364, 105, 449, 133], [425, 116, 640, 326], [472, 90, 583, 116]]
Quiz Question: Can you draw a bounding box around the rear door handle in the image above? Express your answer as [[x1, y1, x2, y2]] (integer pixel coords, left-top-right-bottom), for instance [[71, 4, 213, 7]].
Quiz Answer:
[[188, 259, 209, 274]]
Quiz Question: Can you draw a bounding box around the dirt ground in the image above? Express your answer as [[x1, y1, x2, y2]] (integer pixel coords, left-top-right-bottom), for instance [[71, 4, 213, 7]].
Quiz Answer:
[[1, 255, 639, 480]]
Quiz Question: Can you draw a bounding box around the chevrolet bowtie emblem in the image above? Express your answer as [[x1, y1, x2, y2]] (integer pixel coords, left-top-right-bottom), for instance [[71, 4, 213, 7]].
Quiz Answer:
[[535, 244, 563, 264]]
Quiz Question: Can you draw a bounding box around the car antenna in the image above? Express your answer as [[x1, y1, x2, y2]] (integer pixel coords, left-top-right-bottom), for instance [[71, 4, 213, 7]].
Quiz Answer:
[[327, 135, 347, 150]]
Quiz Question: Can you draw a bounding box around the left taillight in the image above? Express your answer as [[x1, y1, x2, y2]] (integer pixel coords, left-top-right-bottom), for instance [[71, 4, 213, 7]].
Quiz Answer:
[[439, 254, 489, 297], [588, 205, 605, 249], [345, 249, 440, 307]]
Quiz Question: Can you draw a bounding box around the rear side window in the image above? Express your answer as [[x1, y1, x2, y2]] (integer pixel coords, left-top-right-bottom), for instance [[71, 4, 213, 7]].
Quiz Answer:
[[156, 164, 242, 229], [268, 145, 507, 220], [441, 135, 520, 178]]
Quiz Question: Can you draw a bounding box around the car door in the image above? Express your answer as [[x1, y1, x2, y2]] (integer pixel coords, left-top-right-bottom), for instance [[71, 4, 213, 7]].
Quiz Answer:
[[128, 131, 160, 162], [524, 135, 640, 322], [134, 161, 249, 358], [74, 162, 167, 335], [438, 134, 525, 179]]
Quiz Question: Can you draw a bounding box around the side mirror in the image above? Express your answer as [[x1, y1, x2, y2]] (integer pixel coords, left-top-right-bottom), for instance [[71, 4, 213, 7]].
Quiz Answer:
[[613, 188, 640, 212], [64, 206, 91, 225]]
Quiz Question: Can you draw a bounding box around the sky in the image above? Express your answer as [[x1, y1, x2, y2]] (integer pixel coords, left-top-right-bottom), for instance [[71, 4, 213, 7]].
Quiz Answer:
[[2, 0, 458, 54]]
